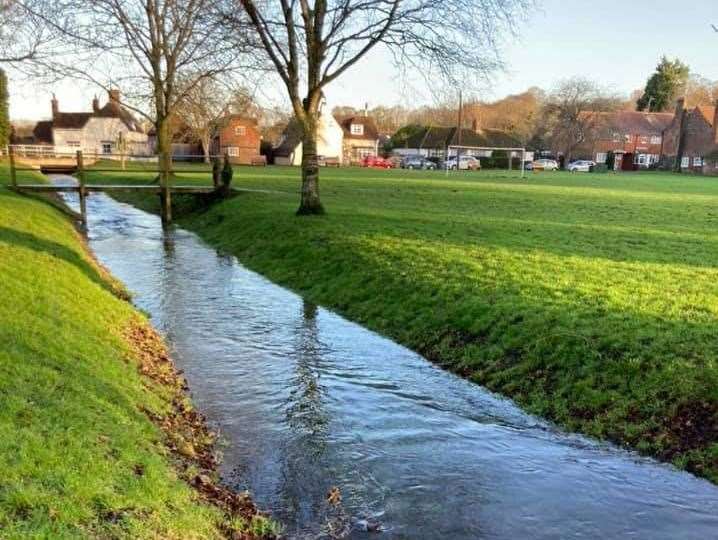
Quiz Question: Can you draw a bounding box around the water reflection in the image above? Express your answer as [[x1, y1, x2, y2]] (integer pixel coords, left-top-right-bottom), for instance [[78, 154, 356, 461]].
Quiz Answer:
[[60, 183, 718, 540]]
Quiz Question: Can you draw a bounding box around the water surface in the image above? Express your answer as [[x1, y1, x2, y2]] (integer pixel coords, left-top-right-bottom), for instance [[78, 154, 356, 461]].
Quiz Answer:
[[61, 182, 718, 539]]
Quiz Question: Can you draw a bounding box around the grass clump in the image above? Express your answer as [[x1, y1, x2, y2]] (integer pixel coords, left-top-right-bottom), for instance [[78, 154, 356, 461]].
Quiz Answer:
[[0, 161, 276, 538]]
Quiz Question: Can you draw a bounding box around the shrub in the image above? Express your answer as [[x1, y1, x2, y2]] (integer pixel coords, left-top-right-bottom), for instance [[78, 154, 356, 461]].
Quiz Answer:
[[606, 151, 616, 171], [212, 157, 221, 189], [221, 153, 233, 196], [590, 163, 609, 173]]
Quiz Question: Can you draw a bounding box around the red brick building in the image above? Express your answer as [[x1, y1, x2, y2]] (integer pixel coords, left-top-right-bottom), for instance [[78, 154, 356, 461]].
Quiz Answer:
[[212, 115, 262, 164], [662, 98, 718, 173], [577, 111, 673, 169]]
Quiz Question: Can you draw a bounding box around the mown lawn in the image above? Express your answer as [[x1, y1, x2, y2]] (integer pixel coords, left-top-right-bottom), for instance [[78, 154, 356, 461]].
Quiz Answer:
[[0, 162, 277, 538], [85, 163, 718, 482]]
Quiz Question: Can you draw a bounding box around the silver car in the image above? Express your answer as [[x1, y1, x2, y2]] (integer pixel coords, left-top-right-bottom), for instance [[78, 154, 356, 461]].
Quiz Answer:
[[568, 160, 595, 173], [445, 155, 481, 170], [532, 158, 559, 171]]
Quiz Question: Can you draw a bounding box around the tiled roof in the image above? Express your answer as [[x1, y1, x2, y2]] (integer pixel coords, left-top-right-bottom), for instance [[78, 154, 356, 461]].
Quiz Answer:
[[52, 112, 93, 129], [52, 101, 145, 133], [274, 120, 303, 157], [401, 125, 520, 150], [696, 106, 716, 127], [335, 115, 379, 140], [95, 102, 144, 133], [10, 121, 53, 144], [587, 111, 673, 136], [33, 121, 54, 144]]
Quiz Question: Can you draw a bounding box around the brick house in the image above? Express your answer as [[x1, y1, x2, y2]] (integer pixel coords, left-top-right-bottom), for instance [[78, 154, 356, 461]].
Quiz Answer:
[[212, 114, 262, 164], [11, 90, 150, 155], [334, 114, 379, 164], [662, 98, 718, 173], [576, 111, 673, 170]]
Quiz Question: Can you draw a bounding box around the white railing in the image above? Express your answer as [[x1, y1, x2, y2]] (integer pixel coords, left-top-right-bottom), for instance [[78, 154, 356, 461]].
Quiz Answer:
[[8, 144, 157, 161]]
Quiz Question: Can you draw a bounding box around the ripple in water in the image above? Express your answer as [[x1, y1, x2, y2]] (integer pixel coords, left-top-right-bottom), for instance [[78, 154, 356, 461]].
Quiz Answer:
[[57, 178, 718, 539]]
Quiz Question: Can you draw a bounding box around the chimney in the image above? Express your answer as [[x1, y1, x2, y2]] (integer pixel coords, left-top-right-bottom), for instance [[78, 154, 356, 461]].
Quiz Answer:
[[108, 89, 121, 104], [674, 97, 685, 120], [51, 94, 59, 118], [92, 95, 100, 112]]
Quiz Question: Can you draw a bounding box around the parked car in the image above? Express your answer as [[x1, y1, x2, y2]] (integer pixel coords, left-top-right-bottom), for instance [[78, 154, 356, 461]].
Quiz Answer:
[[532, 158, 559, 171], [567, 160, 595, 173], [445, 155, 481, 170], [401, 155, 437, 170], [361, 155, 393, 169]]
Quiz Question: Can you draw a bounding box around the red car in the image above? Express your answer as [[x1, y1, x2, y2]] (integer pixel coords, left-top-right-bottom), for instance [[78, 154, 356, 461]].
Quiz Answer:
[[360, 155, 393, 168]]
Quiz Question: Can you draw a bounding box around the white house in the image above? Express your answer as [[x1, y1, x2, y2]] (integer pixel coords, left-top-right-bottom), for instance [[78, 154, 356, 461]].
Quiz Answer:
[[274, 105, 344, 166], [16, 90, 150, 156]]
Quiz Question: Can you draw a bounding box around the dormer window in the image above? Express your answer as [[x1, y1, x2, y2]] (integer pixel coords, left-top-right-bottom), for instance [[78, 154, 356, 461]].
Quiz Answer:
[[235, 125, 246, 136], [350, 123, 364, 135]]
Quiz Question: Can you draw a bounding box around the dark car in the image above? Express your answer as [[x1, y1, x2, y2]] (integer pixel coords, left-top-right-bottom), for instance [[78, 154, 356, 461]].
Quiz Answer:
[[401, 154, 436, 170]]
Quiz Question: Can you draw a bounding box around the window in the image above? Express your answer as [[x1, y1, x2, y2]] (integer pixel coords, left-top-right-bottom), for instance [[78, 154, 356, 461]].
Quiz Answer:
[[234, 125, 246, 136], [693, 156, 703, 167], [624, 134, 631, 142], [681, 156, 690, 168], [639, 136, 648, 145], [595, 152, 607, 163], [102, 142, 112, 154], [227, 147, 239, 157], [67, 141, 81, 148], [612, 132, 621, 142], [350, 123, 364, 136], [650, 136, 661, 145]]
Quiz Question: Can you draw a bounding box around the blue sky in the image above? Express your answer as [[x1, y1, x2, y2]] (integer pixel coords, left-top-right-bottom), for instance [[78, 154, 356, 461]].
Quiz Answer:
[[8, 0, 718, 120]]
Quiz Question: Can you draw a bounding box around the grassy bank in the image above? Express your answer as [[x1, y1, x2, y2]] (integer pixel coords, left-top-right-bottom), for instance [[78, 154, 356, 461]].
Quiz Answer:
[[85, 164, 718, 483], [0, 163, 278, 538]]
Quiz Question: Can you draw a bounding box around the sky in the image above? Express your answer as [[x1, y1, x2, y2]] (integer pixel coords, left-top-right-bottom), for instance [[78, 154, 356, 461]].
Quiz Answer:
[[8, 0, 718, 121]]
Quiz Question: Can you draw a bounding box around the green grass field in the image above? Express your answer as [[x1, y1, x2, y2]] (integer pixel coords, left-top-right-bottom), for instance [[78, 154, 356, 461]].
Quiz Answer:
[[0, 163, 278, 538], [84, 163, 718, 482]]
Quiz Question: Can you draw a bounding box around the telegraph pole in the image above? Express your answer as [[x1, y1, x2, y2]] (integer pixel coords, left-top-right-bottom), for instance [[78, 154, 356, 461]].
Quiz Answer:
[[456, 90, 463, 168]]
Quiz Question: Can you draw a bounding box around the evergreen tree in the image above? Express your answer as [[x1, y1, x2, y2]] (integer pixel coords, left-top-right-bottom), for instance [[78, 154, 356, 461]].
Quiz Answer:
[[0, 69, 10, 148], [637, 57, 690, 112]]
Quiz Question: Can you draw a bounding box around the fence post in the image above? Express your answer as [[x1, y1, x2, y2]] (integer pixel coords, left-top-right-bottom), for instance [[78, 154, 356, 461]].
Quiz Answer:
[[76, 150, 87, 226], [8, 146, 17, 188]]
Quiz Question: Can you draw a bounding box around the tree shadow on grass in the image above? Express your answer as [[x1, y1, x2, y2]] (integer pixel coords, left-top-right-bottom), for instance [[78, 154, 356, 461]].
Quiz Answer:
[[0, 226, 117, 295]]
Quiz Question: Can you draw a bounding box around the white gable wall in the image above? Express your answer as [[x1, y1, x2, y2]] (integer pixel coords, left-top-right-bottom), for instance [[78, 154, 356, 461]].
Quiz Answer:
[[282, 112, 344, 166], [53, 117, 150, 156]]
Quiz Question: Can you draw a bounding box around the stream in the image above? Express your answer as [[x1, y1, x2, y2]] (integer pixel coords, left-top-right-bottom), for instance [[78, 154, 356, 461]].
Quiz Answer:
[[58, 179, 718, 539]]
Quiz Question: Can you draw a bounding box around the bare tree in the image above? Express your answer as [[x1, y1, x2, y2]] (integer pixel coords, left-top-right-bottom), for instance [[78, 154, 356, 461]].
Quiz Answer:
[[220, 0, 530, 214], [28, 0, 239, 222], [0, 1, 60, 64], [174, 77, 233, 163], [543, 78, 619, 166], [174, 80, 265, 162], [685, 74, 718, 107]]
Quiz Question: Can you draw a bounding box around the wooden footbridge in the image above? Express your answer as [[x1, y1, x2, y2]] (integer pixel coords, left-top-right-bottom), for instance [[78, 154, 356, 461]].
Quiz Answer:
[[8, 149, 216, 225]]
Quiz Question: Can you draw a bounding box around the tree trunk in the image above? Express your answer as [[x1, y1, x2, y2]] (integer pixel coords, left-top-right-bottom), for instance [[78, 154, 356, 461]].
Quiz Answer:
[[201, 134, 211, 164], [297, 120, 325, 215], [156, 116, 172, 223]]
